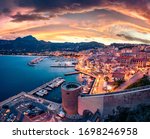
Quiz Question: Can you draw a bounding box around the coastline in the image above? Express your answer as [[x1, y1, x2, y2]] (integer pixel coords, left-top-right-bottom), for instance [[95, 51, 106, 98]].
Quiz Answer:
[[0, 55, 93, 103], [0, 56, 77, 102]]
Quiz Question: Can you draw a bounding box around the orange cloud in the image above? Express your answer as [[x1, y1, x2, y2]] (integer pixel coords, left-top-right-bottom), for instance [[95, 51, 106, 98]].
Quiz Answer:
[[0, 0, 150, 44]]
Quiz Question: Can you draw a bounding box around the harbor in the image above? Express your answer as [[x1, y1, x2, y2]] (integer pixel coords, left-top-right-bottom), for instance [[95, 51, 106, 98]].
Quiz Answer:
[[0, 55, 94, 103], [27, 72, 95, 100], [28, 77, 65, 97], [50, 62, 75, 68]]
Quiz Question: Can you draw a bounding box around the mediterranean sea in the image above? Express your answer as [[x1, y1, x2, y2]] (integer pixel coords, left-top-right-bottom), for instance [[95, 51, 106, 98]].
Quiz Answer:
[[0, 55, 80, 103]]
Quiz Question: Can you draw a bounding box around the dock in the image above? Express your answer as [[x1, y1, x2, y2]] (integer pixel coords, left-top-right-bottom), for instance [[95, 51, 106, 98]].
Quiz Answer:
[[64, 71, 79, 76], [24, 94, 61, 112], [50, 65, 75, 68], [27, 57, 45, 66], [75, 68, 96, 78], [28, 77, 65, 97]]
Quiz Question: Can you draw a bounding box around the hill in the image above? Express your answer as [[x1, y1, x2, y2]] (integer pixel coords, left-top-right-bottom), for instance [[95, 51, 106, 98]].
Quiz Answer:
[[0, 35, 104, 54]]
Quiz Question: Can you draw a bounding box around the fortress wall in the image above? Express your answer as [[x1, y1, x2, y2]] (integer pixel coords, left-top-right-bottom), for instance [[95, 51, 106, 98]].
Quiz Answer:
[[78, 88, 150, 117], [103, 89, 150, 116], [78, 95, 104, 115]]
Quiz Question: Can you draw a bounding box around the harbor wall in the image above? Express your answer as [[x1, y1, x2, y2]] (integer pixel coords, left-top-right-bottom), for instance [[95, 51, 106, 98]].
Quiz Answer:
[[78, 86, 150, 117], [0, 92, 25, 107]]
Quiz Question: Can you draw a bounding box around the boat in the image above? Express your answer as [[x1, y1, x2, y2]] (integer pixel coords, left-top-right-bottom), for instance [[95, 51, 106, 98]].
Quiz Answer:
[[39, 89, 48, 95], [36, 89, 48, 96], [54, 79, 65, 87], [36, 92, 44, 97], [27, 62, 36, 66], [45, 87, 52, 91], [48, 84, 55, 88]]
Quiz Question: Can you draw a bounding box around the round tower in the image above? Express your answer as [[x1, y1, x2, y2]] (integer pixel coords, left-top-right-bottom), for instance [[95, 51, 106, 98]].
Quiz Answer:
[[61, 82, 82, 115]]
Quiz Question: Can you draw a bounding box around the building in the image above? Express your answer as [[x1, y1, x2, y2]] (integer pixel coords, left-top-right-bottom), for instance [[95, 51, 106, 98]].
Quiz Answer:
[[112, 72, 125, 81], [61, 82, 82, 115]]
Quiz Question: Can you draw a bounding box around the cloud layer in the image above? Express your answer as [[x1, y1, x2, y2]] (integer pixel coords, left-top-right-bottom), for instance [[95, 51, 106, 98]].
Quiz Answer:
[[0, 0, 150, 44]]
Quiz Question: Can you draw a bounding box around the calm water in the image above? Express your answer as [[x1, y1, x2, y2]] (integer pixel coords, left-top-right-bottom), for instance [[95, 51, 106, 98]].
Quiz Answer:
[[0, 55, 79, 103]]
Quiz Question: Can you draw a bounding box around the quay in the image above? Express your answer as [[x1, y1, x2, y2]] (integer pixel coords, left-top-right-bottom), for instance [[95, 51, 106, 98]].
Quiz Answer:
[[79, 71, 96, 78], [24, 94, 61, 111], [64, 71, 79, 76], [28, 77, 65, 97], [75, 68, 97, 78], [0, 92, 26, 107], [50, 65, 75, 68], [27, 57, 46, 66], [0, 92, 61, 116]]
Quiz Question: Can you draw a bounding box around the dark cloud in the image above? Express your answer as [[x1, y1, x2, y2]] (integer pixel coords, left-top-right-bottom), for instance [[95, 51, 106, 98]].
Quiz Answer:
[[0, 0, 149, 23], [11, 12, 50, 22], [0, 8, 11, 16], [0, 0, 14, 15], [15, 0, 103, 12], [13, 0, 150, 22], [117, 33, 150, 44], [10, 0, 103, 22]]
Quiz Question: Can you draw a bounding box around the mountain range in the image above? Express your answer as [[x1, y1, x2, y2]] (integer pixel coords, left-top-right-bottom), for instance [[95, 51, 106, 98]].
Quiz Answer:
[[0, 35, 104, 54]]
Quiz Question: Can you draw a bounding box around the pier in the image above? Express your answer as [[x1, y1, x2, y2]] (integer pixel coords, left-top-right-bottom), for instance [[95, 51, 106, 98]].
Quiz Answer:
[[27, 57, 45, 66], [50, 65, 75, 68], [65, 69, 96, 78], [75, 68, 97, 78], [64, 71, 79, 76], [28, 77, 65, 97]]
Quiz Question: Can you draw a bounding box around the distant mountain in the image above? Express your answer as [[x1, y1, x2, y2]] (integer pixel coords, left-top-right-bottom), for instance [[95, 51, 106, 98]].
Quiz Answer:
[[0, 35, 105, 54], [15, 35, 38, 42], [110, 43, 149, 49]]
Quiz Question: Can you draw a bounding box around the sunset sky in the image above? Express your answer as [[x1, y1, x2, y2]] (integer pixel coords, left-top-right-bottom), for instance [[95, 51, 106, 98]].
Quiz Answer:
[[0, 0, 150, 44]]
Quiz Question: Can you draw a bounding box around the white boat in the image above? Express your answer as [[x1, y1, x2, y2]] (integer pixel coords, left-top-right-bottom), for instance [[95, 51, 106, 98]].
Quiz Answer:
[[45, 87, 52, 91], [39, 89, 48, 95], [36, 92, 44, 97], [48, 84, 55, 88]]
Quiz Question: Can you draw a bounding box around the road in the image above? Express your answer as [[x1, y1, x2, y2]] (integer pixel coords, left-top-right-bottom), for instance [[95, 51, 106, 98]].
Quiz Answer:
[[90, 75, 105, 94]]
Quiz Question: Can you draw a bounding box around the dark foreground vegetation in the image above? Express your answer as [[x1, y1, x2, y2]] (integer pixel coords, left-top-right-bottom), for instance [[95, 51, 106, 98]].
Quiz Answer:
[[104, 104, 150, 122], [126, 75, 150, 89]]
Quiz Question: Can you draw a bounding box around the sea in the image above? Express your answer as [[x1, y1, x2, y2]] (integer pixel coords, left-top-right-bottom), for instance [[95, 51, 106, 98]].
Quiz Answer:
[[0, 55, 81, 103]]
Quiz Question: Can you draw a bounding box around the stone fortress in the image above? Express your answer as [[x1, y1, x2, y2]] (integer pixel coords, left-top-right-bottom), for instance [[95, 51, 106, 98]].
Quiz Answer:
[[61, 82, 150, 120]]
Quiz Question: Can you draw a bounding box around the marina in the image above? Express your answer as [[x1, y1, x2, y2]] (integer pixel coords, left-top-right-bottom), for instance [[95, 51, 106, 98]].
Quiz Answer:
[[50, 62, 75, 68], [44, 87, 52, 91], [28, 77, 65, 97], [0, 56, 93, 103]]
